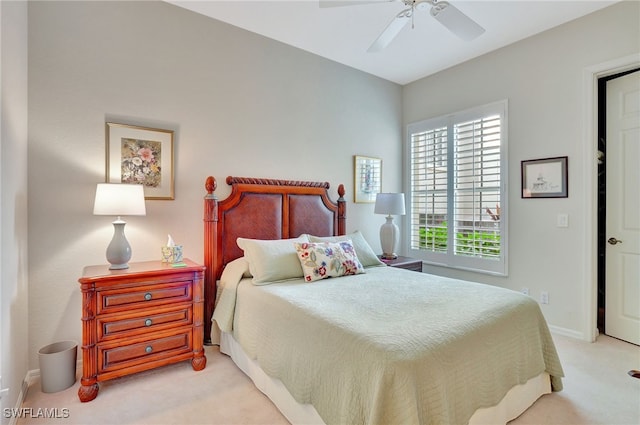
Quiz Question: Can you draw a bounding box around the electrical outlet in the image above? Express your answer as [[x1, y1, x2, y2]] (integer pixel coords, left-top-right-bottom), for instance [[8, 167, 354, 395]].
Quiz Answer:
[[521, 288, 529, 296], [557, 213, 569, 228], [540, 291, 549, 304]]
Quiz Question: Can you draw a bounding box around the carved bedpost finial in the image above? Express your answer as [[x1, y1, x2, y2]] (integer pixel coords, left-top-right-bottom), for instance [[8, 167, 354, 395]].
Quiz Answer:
[[205, 176, 217, 195], [337, 184, 346, 236], [203, 176, 219, 345]]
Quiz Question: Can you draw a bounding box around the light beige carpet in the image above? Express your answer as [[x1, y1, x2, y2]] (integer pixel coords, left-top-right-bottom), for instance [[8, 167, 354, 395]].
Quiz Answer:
[[17, 334, 640, 425]]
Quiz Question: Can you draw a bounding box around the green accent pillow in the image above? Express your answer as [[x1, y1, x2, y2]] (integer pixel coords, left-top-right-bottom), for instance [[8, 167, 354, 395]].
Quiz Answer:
[[236, 235, 309, 284]]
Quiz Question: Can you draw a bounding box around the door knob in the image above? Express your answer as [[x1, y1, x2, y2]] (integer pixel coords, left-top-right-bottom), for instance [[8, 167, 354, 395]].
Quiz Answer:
[[607, 237, 622, 245]]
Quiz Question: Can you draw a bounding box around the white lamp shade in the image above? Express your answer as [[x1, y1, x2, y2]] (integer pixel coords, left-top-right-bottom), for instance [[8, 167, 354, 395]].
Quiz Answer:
[[374, 193, 406, 216], [93, 183, 146, 216], [93, 183, 145, 270]]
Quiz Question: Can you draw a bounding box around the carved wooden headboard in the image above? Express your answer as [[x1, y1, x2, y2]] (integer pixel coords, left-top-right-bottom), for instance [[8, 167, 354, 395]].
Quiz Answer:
[[203, 176, 346, 344]]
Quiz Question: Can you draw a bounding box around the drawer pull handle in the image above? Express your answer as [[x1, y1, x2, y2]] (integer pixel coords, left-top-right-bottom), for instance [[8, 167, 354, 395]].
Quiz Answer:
[[144, 319, 152, 327], [144, 293, 152, 301], [145, 346, 153, 353]]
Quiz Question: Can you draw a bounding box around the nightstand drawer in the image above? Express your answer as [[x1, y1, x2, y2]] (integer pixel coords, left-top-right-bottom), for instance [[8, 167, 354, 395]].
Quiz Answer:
[[98, 305, 193, 340], [97, 281, 192, 315], [98, 329, 192, 373]]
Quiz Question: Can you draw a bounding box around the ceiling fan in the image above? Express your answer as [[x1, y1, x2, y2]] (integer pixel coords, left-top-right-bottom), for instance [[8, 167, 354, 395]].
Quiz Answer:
[[320, 0, 485, 52]]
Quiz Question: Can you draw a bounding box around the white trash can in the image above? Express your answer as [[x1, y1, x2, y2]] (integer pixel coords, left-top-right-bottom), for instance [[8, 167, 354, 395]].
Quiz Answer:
[[38, 340, 78, 393]]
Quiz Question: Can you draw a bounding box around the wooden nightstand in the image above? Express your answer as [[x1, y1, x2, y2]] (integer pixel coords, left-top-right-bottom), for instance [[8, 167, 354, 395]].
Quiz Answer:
[[379, 255, 423, 272], [77, 259, 206, 402]]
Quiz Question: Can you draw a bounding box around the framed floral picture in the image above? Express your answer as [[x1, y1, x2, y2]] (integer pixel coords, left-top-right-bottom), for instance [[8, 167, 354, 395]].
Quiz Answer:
[[354, 155, 382, 203], [106, 123, 174, 200]]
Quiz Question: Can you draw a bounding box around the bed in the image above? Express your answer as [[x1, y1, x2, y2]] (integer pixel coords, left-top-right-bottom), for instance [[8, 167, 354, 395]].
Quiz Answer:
[[202, 175, 564, 425]]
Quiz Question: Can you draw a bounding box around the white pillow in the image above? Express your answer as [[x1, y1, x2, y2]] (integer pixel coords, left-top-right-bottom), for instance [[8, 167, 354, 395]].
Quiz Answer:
[[308, 231, 384, 268], [236, 235, 309, 285], [294, 240, 365, 282]]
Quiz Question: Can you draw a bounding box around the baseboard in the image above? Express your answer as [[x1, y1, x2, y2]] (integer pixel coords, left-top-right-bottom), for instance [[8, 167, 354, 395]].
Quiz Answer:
[[24, 369, 38, 386], [6, 375, 32, 425], [7, 360, 81, 424], [549, 325, 586, 341]]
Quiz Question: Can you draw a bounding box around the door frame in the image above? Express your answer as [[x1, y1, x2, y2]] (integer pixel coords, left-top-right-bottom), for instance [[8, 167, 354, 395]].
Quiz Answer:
[[583, 53, 640, 342]]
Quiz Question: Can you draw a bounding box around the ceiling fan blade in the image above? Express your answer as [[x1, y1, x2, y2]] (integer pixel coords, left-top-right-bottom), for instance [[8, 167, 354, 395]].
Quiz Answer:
[[367, 10, 410, 52], [430, 1, 485, 41], [319, 0, 393, 8]]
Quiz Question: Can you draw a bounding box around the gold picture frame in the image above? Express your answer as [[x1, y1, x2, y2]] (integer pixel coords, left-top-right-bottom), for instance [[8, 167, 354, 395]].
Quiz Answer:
[[106, 122, 175, 200], [353, 155, 382, 203]]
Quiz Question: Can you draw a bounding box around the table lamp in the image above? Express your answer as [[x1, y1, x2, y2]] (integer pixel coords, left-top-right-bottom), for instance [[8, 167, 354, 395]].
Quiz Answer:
[[93, 183, 146, 269], [374, 193, 406, 260]]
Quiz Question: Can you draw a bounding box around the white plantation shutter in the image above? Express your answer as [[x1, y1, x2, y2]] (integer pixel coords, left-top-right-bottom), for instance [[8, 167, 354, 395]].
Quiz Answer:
[[410, 126, 448, 253], [407, 101, 508, 275]]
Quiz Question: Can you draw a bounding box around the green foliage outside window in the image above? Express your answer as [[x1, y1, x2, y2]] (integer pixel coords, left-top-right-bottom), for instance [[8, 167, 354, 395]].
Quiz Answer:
[[419, 222, 500, 258], [419, 223, 448, 252]]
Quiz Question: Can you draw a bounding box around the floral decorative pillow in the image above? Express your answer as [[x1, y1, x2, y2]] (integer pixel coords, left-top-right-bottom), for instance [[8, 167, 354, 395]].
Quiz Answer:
[[293, 240, 365, 282], [307, 231, 385, 268]]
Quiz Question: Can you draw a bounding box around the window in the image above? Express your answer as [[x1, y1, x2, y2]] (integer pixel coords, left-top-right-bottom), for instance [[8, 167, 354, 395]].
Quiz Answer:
[[406, 100, 507, 275]]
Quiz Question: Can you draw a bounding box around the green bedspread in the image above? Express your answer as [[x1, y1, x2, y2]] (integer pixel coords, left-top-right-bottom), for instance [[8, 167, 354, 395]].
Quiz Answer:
[[214, 264, 563, 425]]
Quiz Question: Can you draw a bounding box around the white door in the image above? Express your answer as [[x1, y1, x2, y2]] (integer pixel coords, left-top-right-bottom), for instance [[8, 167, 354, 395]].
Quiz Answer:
[[605, 70, 640, 345]]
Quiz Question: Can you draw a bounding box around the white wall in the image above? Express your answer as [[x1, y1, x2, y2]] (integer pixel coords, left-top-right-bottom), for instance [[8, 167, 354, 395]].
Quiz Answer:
[[25, 0, 639, 371], [403, 1, 639, 339], [1, 0, 29, 419], [27, 1, 402, 368]]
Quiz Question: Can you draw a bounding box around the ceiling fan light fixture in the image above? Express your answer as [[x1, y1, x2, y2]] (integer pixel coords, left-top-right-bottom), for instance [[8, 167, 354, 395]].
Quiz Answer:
[[330, 0, 485, 52], [414, 0, 432, 12]]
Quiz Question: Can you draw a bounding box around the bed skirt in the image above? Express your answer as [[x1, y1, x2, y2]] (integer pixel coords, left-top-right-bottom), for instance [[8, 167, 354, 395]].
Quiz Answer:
[[220, 331, 551, 425]]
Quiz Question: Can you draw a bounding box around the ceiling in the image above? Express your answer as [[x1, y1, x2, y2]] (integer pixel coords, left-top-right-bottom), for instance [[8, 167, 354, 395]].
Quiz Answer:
[[166, 0, 617, 85]]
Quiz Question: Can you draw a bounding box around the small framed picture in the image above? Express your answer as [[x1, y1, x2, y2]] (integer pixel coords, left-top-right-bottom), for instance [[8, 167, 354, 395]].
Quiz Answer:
[[521, 156, 568, 198], [106, 122, 174, 200], [354, 155, 382, 203]]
